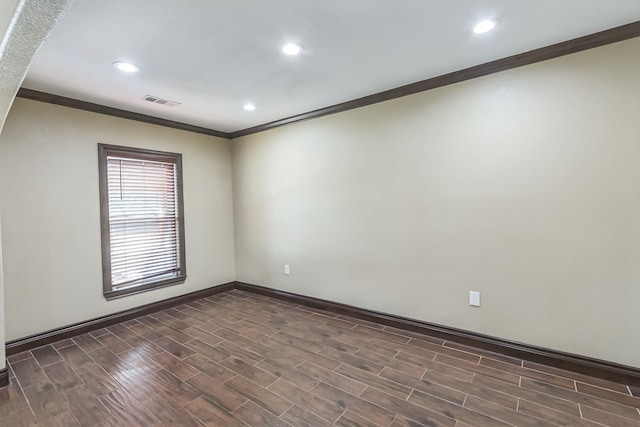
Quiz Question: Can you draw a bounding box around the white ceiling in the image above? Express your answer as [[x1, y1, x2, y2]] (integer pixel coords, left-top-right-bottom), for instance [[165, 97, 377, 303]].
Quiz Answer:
[[22, 0, 640, 134]]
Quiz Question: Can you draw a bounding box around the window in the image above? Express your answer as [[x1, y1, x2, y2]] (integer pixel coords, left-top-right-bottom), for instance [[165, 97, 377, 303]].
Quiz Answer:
[[98, 144, 186, 299]]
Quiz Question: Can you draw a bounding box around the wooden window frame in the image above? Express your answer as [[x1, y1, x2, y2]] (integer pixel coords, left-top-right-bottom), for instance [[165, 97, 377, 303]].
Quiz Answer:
[[98, 144, 186, 300]]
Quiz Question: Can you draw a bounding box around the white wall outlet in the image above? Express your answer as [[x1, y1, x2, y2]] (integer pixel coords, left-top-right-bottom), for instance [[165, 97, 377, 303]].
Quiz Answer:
[[469, 291, 480, 307], [284, 264, 290, 275]]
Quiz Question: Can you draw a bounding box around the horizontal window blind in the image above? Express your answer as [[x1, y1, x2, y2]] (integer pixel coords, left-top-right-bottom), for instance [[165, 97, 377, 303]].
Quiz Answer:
[[106, 155, 181, 289]]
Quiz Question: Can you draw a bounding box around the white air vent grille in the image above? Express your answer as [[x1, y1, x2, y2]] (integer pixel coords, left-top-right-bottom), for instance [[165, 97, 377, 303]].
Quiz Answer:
[[142, 95, 181, 107]]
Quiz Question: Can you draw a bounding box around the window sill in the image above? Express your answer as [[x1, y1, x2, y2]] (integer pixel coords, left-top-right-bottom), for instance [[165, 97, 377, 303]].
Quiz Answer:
[[103, 274, 187, 300]]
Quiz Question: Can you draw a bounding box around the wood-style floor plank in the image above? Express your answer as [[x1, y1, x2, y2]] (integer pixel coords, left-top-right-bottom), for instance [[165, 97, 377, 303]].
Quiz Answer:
[[268, 378, 344, 423], [22, 381, 68, 421], [2, 289, 638, 426], [281, 404, 334, 427], [56, 344, 94, 371], [61, 384, 113, 426], [0, 382, 29, 418], [31, 346, 63, 367], [11, 358, 48, 389], [186, 373, 247, 412]]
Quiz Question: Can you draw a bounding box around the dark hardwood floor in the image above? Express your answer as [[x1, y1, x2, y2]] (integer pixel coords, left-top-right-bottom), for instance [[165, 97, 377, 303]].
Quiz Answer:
[[2, 290, 639, 426]]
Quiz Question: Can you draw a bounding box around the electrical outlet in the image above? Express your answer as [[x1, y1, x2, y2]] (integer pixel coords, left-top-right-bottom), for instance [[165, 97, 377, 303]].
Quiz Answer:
[[469, 291, 480, 307], [284, 265, 290, 275]]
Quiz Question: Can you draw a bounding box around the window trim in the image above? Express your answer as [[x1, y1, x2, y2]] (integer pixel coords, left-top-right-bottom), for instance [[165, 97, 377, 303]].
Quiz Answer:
[[98, 144, 186, 300]]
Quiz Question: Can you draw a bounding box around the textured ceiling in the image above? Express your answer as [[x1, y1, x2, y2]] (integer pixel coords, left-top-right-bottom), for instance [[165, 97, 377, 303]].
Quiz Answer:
[[1, 0, 73, 131], [21, 0, 640, 133]]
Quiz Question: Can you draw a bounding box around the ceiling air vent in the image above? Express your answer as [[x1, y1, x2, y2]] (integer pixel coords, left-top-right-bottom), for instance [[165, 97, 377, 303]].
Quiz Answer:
[[142, 95, 181, 107]]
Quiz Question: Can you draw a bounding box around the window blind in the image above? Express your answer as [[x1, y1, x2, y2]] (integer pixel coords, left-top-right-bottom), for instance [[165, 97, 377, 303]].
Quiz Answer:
[[106, 155, 181, 289]]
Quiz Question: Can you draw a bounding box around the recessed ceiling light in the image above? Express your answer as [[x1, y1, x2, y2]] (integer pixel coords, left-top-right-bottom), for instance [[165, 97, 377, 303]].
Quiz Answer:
[[112, 61, 140, 72], [282, 43, 303, 56], [243, 103, 256, 111], [473, 19, 499, 34]]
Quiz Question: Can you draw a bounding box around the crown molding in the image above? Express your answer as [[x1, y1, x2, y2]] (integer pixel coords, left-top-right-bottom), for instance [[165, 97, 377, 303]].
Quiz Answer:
[[16, 88, 231, 139], [17, 21, 640, 139], [230, 20, 640, 138]]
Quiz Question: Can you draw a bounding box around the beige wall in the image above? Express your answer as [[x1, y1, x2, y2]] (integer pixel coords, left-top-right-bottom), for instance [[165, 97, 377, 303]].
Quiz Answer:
[[0, 0, 25, 372], [2, 34, 639, 370], [0, 98, 235, 340], [1, 0, 75, 372], [232, 37, 640, 368], [0, 220, 5, 365]]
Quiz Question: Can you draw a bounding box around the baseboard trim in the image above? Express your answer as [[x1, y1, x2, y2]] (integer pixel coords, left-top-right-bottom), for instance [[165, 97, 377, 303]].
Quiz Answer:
[[0, 368, 8, 388], [5, 281, 235, 356], [234, 282, 640, 387], [6, 280, 639, 386]]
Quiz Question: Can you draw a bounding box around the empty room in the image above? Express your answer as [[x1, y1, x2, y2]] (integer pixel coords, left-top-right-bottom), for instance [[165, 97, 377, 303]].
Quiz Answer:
[[0, 0, 639, 425]]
